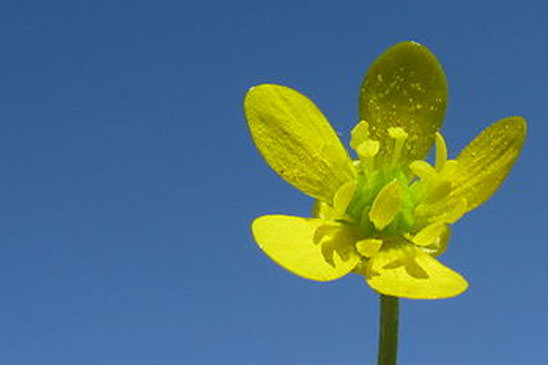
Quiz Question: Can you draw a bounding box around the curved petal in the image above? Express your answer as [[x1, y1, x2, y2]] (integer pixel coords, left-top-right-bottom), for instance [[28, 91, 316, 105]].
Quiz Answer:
[[245, 84, 355, 203], [359, 41, 448, 165], [450, 116, 527, 212], [365, 240, 468, 299], [251, 215, 360, 282]]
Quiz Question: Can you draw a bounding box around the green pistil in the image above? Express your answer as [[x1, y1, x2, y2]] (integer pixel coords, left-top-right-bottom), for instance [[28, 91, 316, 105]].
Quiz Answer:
[[346, 167, 418, 237]]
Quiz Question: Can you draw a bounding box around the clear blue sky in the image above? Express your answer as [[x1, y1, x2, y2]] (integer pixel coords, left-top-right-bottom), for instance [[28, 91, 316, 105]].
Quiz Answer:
[[0, 0, 546, 364]]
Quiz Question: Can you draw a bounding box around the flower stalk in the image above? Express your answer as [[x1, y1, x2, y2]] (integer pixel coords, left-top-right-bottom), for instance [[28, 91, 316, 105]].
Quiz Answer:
[[377, 295, 399, 365]]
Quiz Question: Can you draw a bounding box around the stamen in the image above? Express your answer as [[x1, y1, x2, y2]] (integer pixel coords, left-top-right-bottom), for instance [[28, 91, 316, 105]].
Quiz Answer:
[[409, 160, 438, 182], [388, 127, 408, 166], [413, 222, 447, 246], [410, 159, 454, 203], [435, 132, 448, 171], [357, 139, 380, 174], [333, 180, 357, 216], [369, 179, 405, 230], [350, 120, 370, 151], [360, 205, 374, 234], [356, 238, 383, 257]]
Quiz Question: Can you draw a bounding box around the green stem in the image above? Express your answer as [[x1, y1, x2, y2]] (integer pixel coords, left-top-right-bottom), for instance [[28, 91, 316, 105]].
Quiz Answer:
[[377, 295, 399, 365]]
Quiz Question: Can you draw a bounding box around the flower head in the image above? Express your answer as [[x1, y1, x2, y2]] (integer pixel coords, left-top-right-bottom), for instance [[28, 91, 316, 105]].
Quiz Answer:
[[244, 41, 526, 299]]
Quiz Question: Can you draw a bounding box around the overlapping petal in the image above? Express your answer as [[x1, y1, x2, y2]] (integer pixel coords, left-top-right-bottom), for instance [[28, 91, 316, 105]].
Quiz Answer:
[[244, 84, 355, 203], [365, 240, 468, 299], [359, 42, 448, 166], [251, 215, 360, 282]]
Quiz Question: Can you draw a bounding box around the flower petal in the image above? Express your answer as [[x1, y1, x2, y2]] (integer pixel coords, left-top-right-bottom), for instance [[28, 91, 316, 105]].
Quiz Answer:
[[251, 215, 360, 282], [359, 41, 448, 165], [365, 240, 468, 299], [414, 197, 467, 226], [450, 116, 527, 212], [245, 84, 355, 203]]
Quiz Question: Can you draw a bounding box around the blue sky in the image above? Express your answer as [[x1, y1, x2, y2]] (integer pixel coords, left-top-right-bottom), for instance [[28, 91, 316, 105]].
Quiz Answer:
[[0, 0, 546, 364]]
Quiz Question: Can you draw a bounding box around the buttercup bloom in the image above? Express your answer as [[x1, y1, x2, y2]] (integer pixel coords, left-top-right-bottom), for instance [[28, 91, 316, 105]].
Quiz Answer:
[[244, 42, 526, 299]]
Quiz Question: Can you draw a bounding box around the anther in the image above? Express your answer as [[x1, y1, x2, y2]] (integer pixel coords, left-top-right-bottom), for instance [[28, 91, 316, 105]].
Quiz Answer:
[[409, 160, 438, 182], [369, 179, 405, 231], [413, 222, 447, 247], [357, 140, 380, 174], [333, 180, 357, 216], [350, 120, 370, 151], [435, 132, 448, 170]]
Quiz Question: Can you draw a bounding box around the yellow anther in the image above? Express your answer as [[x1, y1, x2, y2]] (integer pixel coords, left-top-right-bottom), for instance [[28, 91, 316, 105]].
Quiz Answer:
[[333, 180, 357, 216], [424, 160, 459, 202], [357, 140, 380, 158], [409, 160, 438, 182], [350, 120, 370, 150], [388, 127, 408, 166], [369, 179, 405, 231], [413, 223, 447, 246], [435, 132, 448, 171], [410, 159, 454, 203], [356, 238, 383, 257], [412, 223, 451, 256], [388, 127, 408, 140], [357, 139, 380, 174]]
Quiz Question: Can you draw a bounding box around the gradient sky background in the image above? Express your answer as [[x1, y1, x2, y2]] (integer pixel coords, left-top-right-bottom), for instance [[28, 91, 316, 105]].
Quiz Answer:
[[0, 1, 546, 364]]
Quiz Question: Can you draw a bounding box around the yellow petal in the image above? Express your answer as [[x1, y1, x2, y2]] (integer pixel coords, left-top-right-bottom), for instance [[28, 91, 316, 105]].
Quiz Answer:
[[414, 198, 467, 225], [251, 215, 360, 282], [365, 240, 468, 299], [359, 41, 448, 165], [450, 116, 527, 212], [244, 84, 355, 203]]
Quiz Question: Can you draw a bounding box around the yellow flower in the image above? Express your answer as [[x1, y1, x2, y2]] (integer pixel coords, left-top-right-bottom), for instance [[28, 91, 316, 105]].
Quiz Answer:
[[244, 41, 526, 299]]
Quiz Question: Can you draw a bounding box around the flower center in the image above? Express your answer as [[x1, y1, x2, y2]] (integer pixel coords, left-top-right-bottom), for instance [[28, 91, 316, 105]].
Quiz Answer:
[[346, 165, 418, 237], [314, 121, 466, 260], [344, 121, 455, 239], [336, 122, 419, 238]]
